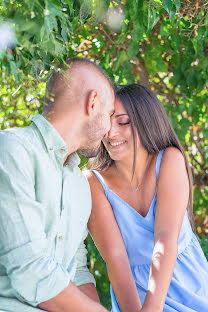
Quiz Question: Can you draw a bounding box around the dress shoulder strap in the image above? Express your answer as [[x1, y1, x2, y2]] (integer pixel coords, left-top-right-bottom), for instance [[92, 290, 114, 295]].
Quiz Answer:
[[91, 169, 109, 193], [155, 149, 165, 183], [153, 149, 165, 216]]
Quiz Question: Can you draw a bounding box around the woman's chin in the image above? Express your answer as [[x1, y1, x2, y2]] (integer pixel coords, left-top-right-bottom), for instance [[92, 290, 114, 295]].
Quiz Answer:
[[108, 151, 128, 161]]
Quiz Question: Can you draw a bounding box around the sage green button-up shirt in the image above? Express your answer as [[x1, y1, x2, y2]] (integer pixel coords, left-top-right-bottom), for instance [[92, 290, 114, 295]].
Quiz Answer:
[[0, 114, 95, 312]]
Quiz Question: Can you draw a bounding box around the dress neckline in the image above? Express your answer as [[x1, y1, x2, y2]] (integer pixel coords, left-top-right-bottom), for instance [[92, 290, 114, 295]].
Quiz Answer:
[[108, 187, 157, 220], [92, 149, 164, 221]]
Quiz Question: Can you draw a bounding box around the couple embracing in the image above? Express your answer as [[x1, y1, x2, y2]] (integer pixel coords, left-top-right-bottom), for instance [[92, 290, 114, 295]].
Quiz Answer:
[[0, 58, 207, 312]]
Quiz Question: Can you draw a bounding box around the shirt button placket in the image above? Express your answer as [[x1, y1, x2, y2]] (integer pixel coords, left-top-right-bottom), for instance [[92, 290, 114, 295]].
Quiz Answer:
[[55, 233, 64, 263], [58, 235, 63, 241]]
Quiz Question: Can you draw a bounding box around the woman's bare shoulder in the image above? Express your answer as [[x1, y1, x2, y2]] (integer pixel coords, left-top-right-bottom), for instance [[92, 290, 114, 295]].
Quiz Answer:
[[159, 146, 188, 187], [83, 169, 108, 193], [83, 169, 98, 186], [162, 146, 186, 168], [83, 169, 94, 180]]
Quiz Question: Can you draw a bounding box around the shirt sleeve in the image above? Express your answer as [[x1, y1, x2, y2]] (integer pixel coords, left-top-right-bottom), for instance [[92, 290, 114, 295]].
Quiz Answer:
[[72, 231, 96, 287], [0, 133, 71, 306]]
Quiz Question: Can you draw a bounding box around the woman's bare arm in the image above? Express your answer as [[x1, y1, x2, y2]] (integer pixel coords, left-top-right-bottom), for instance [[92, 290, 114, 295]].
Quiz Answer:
[[141, 147, 189, 312], [86, 171, 141, 312]]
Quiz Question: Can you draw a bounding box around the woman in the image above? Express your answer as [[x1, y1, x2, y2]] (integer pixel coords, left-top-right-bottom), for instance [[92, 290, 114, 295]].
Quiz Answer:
[[86, 84, 208, 312]]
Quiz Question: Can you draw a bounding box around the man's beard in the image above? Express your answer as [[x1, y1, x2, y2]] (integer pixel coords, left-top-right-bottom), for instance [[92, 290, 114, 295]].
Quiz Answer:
[[78, 114, 104, 158], [77, 145, 100, 158]]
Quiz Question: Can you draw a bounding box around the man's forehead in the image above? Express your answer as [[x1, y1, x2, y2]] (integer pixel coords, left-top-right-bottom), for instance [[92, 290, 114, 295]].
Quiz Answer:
[[108, 86, 115, 100], [108, 90, 115, 108]]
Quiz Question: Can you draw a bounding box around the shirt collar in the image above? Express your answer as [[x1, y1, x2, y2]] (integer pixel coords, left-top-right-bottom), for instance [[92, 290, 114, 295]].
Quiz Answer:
[[31, 114, 68, 155], [65, 152, 80, 168]]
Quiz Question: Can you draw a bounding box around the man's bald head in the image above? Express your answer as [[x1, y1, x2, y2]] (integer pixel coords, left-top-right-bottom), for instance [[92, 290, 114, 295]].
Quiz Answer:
[[43, 58, 114, 114]]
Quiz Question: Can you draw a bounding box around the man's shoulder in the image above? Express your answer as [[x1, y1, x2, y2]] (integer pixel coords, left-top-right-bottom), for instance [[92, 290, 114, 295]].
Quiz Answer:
[[0, 125, 35, 154], [0, 126, 41, 177]]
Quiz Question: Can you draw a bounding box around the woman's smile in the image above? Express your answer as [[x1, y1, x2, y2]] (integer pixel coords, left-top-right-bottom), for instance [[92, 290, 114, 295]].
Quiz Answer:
[[108, 140, 127, 148]]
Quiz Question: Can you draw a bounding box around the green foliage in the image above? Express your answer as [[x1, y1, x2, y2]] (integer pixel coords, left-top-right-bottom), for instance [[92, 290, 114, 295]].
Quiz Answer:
[[199, 236, 208, 260], [1, 0, 208, 307]]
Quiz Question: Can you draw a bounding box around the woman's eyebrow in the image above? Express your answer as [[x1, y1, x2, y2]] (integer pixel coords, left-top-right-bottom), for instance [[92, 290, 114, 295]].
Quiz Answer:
[[115, 113, 129, 118]]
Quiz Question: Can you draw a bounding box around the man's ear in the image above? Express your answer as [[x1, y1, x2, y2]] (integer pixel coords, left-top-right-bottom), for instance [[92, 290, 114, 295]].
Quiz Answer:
[[86, 90, 98, 115]]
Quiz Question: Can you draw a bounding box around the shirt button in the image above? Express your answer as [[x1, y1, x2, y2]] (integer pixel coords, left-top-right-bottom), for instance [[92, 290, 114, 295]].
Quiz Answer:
[[58, 235, 63, 241], [49, 147, 53, 151], [62, 205, 64, 211], [60, 148, 65, 154]]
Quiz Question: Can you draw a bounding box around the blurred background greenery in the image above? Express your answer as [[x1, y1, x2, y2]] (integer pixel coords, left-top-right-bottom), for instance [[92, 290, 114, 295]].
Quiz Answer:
[[0, 0, 208, 309]]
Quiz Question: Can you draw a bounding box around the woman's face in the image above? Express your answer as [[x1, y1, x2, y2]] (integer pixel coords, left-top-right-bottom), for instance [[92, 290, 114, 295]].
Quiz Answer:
[[102, 98, 136, 161]]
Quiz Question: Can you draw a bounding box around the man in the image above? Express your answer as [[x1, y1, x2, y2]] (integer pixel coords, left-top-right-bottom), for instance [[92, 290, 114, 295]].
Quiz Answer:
[[0, 58, 115, 312]]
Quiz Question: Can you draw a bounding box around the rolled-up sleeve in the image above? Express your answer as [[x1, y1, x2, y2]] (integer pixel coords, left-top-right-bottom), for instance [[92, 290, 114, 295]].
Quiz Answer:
[[73, 232, 96, 287], [0, 133, 71, 306]]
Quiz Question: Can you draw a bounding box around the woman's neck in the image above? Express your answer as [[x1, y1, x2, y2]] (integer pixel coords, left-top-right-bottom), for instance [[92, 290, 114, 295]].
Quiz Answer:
[[113, 149, 153, 187]]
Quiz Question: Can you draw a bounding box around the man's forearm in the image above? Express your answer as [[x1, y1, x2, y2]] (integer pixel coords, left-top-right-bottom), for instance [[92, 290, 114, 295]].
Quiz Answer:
[[78, 282, 100, 302], [38, 281, 108, 312]]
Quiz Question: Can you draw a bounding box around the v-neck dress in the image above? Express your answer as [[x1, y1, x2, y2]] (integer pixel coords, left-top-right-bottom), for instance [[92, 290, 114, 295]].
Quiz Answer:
[[92, 150, 208, 312]]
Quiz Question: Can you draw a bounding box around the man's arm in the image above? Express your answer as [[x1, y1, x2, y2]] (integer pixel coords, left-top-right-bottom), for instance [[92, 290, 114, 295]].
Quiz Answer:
[[78, 283, 100, 302], [38, 281, 107, 312], [73, 236, 100, 302], [38, 238, 104, 311], [0, 133, 107, 311]]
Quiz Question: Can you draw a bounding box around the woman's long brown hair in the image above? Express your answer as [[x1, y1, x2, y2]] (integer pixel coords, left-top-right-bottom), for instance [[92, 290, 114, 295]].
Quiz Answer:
[[87, 84, 194, 230]]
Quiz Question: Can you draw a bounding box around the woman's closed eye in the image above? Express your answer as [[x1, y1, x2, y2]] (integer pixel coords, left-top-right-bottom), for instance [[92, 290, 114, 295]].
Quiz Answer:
[[119, 121, 130, 126]]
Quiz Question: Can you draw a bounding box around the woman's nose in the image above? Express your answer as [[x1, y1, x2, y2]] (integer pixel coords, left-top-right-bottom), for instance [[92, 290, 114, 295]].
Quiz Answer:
[[107, 123, 118, 138]]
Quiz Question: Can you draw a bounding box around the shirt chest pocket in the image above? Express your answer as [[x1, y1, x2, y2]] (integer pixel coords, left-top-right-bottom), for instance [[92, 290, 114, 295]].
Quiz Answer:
[[35, 162, 63, 232]]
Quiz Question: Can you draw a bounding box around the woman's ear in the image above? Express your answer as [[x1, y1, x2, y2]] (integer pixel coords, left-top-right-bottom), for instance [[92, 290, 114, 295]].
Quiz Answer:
[[86, 89, 98, 115]]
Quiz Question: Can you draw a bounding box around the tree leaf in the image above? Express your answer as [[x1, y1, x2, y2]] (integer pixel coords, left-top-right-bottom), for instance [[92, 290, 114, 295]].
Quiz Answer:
[[114, 50, 128, 72], [132, 20, 144, 41], [162, 0, 173, 13], [61, 22, 68, 41], [80, 0, 92, 22], [123, 62, 134, 83], [9, 61, 19, 81], [173, 0, 180, 10], [170, 34, 181, 50], [128, 40, 139, 59]]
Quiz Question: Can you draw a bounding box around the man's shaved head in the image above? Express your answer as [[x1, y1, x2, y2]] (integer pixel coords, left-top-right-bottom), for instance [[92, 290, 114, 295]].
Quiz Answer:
[[43, 57, 114, 113]]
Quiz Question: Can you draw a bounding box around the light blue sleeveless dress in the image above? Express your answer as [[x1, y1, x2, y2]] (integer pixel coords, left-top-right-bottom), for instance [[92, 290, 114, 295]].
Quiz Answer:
[[92, 150, 208, 312]]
